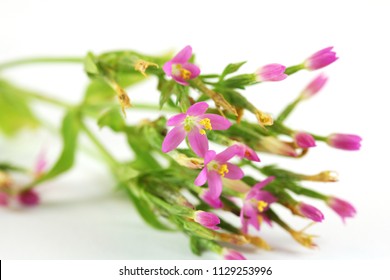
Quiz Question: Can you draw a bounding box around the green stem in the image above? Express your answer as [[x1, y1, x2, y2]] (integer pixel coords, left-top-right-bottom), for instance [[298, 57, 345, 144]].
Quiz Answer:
[[0, 57, 83, 71], [284, 64, 305, 76], [80, 121, 120, 168], [24, 90, 73, 108], [276, 97, 301, 123]]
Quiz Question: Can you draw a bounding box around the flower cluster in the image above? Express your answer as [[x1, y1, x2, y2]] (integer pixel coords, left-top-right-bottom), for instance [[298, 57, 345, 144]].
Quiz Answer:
[[158, 45, 361, 259], [0, 44, 362, 260]]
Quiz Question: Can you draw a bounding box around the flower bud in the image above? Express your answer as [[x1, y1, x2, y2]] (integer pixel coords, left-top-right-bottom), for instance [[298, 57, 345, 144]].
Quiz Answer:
[[255, 64, 287, 82], [304, 47, 338, 70], [18, 190, 40, 207], [327, 133, 362, 151], [297, 202, 324, 222], [300, 73, 328, 99], [294, 132, 316, 148], [193, 210, 220, 230], [327, 196, 356, 222]]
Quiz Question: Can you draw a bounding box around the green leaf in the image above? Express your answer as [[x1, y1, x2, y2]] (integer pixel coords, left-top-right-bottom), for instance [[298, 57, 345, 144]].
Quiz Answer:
[[126, 127, 161, 171], [123, 182, 173, 231], [0, 162, 26, 172], [158, 79, 175, 109], [174, 84, 190, 112], [36, 109, 80, 183], [97, 107, 125, 132], [220, 61, 246, 81], [190, 236, 203, 256], [84, 52, 100, 76], [0, 79, 40, 135], [221, 73, 256, 89]]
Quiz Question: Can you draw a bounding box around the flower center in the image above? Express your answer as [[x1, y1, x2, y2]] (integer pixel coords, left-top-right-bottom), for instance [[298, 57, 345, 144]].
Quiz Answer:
[[172, 64, 192, 80], [198, 118, 212, 135], [184, 116, 196, 132], [257, 200, 268, 212], [208, 162, 229, 177]]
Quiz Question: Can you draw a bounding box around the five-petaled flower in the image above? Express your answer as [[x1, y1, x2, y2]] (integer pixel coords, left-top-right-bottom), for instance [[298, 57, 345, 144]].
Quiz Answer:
[[240, 177, 276, 234], [162, 102, 231, 157], [162, 45, 201, 86], [195, 146, 244, 199]]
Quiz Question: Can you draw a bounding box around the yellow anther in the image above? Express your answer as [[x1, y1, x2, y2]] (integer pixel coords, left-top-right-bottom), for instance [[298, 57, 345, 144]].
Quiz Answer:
[[181, 69, 191, 80], [218, 164, 229, 177], [199, 129, 206, 135], [199, 118, 212, 131], [257, 200, 268, 212]]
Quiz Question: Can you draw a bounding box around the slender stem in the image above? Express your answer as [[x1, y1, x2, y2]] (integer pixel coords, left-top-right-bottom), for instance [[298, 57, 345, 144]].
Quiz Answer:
[[0, 57, 83, 71], [80, 121, 120, 168], [24, 91, 73, 108], [284, 64, 305, 76], [276, 97, 302, 123]]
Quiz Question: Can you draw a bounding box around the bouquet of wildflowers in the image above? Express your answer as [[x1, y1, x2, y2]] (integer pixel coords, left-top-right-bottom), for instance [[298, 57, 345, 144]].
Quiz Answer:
[[0, 45, 361, 259]]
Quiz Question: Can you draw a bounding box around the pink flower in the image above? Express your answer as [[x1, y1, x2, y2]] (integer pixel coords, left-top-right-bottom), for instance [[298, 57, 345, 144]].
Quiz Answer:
[[304, 47, 338, 70], [255, 64, 287, 82], [162, 102, 231, 156], [195, 146, 244, 200], [240, 177, 276, 234], [34, 149, 47, 177], [327, 197, 356, 222], [234, 143, 260, 162], [327, 133, 362, 151], [162, 45, 201, 86], [193, 210, 220, 230], [200, 190, 223, 209], [0, 192, 9, 206], [297, 202, 324, 222], [18, 190, 40, 207], [294, 132, 316, 148], [223, 249, 247, 260], [300, 74, 328, 99]]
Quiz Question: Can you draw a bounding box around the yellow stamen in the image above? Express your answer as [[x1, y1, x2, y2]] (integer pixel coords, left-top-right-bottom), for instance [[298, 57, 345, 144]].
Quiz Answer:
[[199, 118, 212, 131], [218, 164, 229, 177], [257, 200, 268, 212], [199, 129, 206, 135], [181, 68, 191, 80]]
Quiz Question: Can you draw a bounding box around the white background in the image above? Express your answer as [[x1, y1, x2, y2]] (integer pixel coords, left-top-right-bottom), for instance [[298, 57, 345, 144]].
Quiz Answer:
[[1, 0, 389, 260]]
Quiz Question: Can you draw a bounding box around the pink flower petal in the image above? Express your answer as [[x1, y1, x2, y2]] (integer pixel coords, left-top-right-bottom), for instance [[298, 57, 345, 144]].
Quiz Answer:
[[251, 176, 275, 192], [171, 74, 190, 86], [207, 170, 222, 198], [201, 114, 231, 130], [182, 63, 201, 79], [194, 168, 208, 186], [171, 45, 192, 63], [201, 190, 223, 209], [248, 190, 277, 207], [167, 113, 186, 126], [241, 203, 259, 232], [188, 129, 209, 157], [224, 250, 247, 260], [224, 163, 244, 180], [187, 102, 209, 116], [0, 192, 9, 206], [162, 61, 173, 77], [215, 145, 240, 163], [162, 126, 186, 153], [204, 150, 216, 165]]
